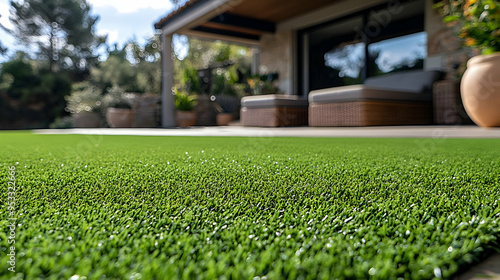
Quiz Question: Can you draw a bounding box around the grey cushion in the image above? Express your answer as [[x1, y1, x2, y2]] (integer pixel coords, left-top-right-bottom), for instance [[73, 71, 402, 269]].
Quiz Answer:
[[309, 70, 443, 103], [364, 70, 442, 93], [242, 94, 309, 108], [309, 85, 432, 103]]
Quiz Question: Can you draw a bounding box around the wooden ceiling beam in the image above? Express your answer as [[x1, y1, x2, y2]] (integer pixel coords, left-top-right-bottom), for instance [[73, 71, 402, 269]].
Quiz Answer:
[[208, 13, 276, 33], [190, 26, 261, 41]]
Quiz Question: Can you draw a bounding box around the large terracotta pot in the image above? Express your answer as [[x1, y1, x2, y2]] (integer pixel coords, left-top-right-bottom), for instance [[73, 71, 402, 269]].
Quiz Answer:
[[73, 112, 100, 128], [461, 53, 500, 127], [176, 111, 196, 127], [106, 108, 135, 128], [216, 113, 233, 126]]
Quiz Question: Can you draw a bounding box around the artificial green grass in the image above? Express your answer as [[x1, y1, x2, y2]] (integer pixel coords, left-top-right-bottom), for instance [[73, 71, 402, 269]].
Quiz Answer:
[[0, 133, 499, 280]]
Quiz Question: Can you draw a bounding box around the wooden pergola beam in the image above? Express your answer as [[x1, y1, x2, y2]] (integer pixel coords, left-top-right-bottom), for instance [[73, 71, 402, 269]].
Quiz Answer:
[[208, 13, 276, 33]]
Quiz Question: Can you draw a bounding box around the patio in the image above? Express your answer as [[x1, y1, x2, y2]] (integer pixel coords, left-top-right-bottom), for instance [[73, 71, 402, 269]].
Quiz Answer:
[[154, 0, 473, 129]]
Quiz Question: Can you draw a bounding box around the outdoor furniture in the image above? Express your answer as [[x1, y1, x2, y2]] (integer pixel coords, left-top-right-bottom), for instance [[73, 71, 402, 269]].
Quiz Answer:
[[433, 80, 473, 125], [241, 95, 308, 127], [308, 70, 443, 126]]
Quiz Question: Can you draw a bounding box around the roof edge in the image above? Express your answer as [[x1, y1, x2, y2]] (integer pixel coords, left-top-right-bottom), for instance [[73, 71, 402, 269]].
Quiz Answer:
[[154, 0, 212, 30]]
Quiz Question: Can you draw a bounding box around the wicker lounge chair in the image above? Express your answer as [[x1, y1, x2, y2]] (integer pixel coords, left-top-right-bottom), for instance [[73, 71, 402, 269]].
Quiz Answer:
[[308, 70, 443, 126], [241, 94, 308, 127]]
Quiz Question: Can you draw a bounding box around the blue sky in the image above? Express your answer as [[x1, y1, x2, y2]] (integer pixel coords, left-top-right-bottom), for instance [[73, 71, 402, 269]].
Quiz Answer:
[[0, 0, 176, 61]]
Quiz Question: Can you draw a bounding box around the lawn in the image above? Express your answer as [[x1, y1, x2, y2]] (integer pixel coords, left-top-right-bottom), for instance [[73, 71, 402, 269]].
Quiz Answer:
[[0, 132, 499, 279]]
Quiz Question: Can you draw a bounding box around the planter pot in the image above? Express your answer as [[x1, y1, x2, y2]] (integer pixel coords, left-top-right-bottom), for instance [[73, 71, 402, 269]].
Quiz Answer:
[[195, 95, 216, 126], [461, 53, 500, 127], [133, 95, 160, 127], [216, 113, 233, 126], [176, 111, 196, 127], [106, 108, 135, 128], [72, 112, 100, 128]]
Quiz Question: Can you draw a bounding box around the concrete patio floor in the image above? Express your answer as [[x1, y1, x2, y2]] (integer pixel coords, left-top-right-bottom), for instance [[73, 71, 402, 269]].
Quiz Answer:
[[34, 125, 500, 138]]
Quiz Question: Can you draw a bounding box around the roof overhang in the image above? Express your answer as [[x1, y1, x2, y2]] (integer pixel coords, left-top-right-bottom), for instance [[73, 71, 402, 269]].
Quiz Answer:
[[155, 0, 337, 45]]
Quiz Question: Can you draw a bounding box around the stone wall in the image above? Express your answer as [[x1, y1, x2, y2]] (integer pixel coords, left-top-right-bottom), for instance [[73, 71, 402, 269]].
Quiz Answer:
[[424, 0, 472, 80], [259, 30, 293, 95]]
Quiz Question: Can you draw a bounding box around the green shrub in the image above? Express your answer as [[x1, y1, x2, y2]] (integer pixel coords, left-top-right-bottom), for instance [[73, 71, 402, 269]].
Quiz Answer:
[[65, 83, 102, 114], [0, 54, 72, 127], [434, 0, 500, 54], [174, 90, 196, 111], [102, 85, 134, 109]]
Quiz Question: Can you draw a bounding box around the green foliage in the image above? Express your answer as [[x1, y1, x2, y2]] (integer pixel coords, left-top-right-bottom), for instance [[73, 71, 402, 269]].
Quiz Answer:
[[247, 74, 280, 95], [211, 66, 243, 97], [134, 61, 162, 94], [125, 36, 162, 94], [9, 0, 106, 73], [181, 67, 200, 94], [174, 37, 252, 95], [126, 35, 161, 64], [102, 85, 133, 109], [90, 53, 136, 93], [434, 0, 500, 54], [65, 83, 102, 114], [0, 53, 38, 99], [0, 53, 71, 126], [0, 40, 7, 56], [49, 116, 73, 129], [90, 39, 162, 94], [214, 44, 231, 62], [0, 134, 499, 279], [174, 90, 196, 111]]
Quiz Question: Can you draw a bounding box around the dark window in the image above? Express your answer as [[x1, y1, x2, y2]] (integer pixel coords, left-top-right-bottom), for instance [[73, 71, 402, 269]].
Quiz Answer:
[[368, 31, 426, 77], [298, 0, 426, 95]]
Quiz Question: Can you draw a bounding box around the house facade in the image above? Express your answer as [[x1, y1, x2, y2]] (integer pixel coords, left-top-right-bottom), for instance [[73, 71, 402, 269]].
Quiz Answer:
[[155, 0, 466, 127]]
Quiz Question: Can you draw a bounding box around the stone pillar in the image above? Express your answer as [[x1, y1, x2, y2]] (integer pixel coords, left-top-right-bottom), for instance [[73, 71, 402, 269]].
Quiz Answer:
[[424, 0, 469, 79], [251, 48, 260, 76], [161, 33, 176, 127]]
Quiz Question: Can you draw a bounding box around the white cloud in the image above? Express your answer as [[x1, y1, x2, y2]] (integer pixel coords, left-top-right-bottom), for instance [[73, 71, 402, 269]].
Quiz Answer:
[[98, 29, 119, 44], [0, 1, 14, 30], [87, 0, 173, 14]]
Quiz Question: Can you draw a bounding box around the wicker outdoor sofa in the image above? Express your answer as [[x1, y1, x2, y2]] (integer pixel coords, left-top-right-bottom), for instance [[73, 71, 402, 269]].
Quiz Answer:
[[308, 70, 443, 126], [240, 95, 308, 127]]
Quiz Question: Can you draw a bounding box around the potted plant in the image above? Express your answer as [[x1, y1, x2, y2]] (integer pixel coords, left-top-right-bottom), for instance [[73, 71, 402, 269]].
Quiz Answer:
[[175, 90, 197, 127], [247, 73, 280, 95], [102, 85, 135, 128], [434, 0, 500, 127], [65, 83, 102, 128]]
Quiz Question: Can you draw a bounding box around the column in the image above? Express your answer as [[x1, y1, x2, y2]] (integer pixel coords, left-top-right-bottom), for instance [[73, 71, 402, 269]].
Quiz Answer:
[[161, 33, 176, 128], [251, 48, 260, 76]]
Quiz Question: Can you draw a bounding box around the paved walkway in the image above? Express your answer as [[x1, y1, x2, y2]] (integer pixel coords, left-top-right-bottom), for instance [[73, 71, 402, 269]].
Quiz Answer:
[[34, 125, 500, 138]]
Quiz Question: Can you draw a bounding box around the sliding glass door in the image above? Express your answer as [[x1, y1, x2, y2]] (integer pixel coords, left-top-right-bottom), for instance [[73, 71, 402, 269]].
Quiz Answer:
[[298, 0, 426, 95]]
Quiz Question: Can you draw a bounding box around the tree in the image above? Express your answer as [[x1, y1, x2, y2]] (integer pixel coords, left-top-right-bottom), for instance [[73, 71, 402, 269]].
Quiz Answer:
[[125, 35, 162, 94], [8, 0, 106, 74], [0, 52, 72, 128], [0, 14, 9, 56], [0, 41, 6, 57], [90, 45, 136, 93]]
